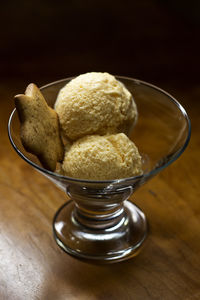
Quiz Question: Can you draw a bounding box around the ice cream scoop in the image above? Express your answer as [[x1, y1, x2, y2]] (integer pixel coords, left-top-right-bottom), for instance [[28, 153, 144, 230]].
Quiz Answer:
[[61, 133, 142, 180], [55, 72, 137, 141]]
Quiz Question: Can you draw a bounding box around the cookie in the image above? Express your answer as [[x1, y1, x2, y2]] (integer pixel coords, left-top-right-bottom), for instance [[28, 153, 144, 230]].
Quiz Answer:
[[14, 83, 64, 171]]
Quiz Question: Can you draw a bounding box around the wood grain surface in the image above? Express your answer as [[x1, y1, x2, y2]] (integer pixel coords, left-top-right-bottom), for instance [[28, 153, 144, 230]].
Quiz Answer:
[[0, 81, 199, 300]]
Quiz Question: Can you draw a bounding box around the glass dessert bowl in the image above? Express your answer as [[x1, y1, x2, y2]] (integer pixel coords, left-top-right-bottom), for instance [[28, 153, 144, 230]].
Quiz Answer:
[[8, 76, 191, 263]]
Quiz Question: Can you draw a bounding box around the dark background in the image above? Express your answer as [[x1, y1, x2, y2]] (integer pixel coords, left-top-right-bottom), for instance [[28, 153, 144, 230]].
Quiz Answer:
[[0, 0, 200, 89]]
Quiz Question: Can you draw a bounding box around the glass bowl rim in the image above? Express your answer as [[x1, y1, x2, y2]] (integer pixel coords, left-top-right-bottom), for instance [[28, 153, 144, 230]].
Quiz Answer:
[[8, 75, 191, 185]]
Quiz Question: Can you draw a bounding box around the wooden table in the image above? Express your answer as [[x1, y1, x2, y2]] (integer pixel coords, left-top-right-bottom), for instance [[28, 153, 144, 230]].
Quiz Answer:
[[0, 80, 199, 300]]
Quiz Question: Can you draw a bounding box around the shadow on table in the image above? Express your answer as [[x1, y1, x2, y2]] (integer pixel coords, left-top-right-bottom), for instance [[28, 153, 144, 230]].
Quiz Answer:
[[40, 240, 152, 299]]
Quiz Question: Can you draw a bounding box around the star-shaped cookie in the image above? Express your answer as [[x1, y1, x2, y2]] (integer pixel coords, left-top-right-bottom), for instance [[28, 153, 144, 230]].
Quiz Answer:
[[14, 83, 64, 171]]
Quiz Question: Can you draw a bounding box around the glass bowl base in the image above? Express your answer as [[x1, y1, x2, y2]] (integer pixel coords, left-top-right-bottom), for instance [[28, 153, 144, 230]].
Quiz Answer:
[[53, 200, 148, 263]]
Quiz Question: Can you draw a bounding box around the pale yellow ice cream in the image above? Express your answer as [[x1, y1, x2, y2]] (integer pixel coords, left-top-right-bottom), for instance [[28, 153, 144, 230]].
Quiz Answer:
[[61, 133, 142, 180], [55, 72, 137, 141]]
